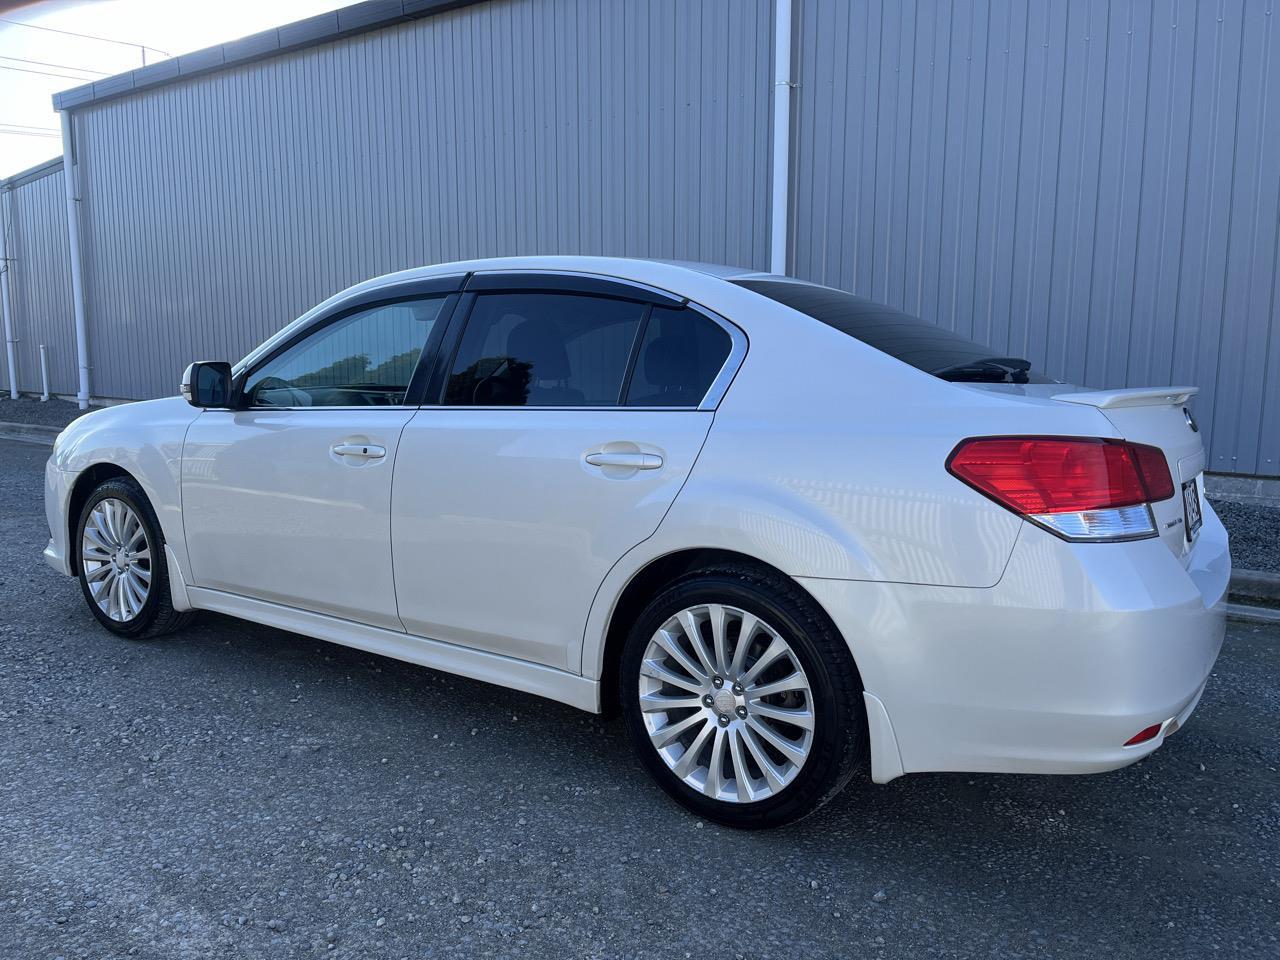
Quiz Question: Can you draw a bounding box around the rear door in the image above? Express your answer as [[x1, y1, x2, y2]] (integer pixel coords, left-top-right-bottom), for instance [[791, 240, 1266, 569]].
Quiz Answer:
[[391, 274, 743, 670]]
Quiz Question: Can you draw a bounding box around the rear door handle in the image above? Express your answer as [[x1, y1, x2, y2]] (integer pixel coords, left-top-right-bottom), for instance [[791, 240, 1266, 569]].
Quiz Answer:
[[332, 442, 386, 459], [585, 451, 663, 470]]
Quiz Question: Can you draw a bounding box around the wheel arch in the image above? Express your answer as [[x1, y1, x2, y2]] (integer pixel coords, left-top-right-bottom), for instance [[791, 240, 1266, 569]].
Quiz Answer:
[[66, 463, 141, 575], [591, 547, 856, 717]]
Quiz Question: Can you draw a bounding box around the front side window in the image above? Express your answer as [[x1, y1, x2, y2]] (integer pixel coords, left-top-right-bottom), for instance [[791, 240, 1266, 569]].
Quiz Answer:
[[444, 292, 647, 406], [244, 297, 446, 407]]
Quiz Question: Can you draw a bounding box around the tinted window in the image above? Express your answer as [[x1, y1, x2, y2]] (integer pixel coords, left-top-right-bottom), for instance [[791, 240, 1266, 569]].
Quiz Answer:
[[444, 292, 646, 406], [625, 306, 732, 407], [732, 278, 1053, 383], [245, 297, 445, 407]]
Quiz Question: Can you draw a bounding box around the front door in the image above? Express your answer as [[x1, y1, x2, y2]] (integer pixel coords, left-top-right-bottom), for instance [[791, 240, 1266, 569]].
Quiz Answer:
[[182, 294, 450, 630], [391, 283, 738, 669]]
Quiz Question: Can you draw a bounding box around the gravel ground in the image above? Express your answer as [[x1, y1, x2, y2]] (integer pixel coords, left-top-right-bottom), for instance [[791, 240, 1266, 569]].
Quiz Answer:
[[1210, 498, 1280, 575], [0, 397, 93, 430], [1, 437, 1277, 960]]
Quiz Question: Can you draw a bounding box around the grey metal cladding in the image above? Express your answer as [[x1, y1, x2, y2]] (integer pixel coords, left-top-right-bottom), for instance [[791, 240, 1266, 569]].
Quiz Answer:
[[278, 12, 343, 47], [3, 168, 78, 396], [67, 0, 773, 400], [338, 0, 407, 31], [51, 0, 487, 112], [790, 0, 1280, 477], [220, 30, 285, 63], [32, 0, 1279, 477]]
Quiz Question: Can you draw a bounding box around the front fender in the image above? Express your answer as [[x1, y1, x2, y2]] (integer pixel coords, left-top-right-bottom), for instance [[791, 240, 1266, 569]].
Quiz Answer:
[[51, 398, 200, 575]]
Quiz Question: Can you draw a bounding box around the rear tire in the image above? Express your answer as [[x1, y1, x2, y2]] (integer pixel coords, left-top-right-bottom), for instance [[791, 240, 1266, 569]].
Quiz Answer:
[[619, 563, 866, 829], [75, 477, 194, 639]]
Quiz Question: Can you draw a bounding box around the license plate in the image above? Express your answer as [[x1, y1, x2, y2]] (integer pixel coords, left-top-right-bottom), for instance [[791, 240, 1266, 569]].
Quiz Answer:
[[1182, 476, 1202, 541]]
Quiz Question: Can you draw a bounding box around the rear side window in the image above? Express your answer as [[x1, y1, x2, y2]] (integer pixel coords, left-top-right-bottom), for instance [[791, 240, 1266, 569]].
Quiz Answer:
[[625, 306, 732, 407], [444, 292, 646, 406], [732, 278, 1053, 384]]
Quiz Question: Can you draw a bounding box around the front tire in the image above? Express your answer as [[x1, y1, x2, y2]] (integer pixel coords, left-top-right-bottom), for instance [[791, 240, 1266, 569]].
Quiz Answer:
[[619, 564, 866, 829], [75, 477, 193, 638]]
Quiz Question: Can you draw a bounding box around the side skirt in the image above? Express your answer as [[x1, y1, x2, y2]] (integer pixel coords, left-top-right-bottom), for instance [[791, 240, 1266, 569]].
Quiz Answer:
[[185, 586, 601, 713]]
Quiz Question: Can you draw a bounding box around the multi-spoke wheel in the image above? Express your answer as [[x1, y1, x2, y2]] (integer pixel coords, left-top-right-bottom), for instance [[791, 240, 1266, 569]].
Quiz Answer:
[[640, 604, 814, 802], [621, 564, 866, 828], [81, 497, 153, 622], [75, 477, 194, 638]]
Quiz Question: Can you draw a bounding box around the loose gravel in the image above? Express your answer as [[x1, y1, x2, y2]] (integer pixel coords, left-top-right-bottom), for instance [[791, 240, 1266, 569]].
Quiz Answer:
[[1211, 497, 1280, 574], [1, 438, 1277, 959], [0, 397, 93, 430]]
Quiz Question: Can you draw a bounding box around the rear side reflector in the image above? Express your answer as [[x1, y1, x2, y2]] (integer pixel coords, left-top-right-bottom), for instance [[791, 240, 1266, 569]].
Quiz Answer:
[[1124, 723, 1163, 746], [947, 437, 1175, 541]]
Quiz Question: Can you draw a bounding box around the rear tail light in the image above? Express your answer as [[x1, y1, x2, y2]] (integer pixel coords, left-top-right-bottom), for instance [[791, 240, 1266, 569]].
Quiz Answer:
[[947, 437, 1175, 542]]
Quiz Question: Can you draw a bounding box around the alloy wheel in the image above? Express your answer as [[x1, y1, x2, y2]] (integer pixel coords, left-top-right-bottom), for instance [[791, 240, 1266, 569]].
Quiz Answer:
[[638, 603, 814, 803], [81, 498, 152, 622]]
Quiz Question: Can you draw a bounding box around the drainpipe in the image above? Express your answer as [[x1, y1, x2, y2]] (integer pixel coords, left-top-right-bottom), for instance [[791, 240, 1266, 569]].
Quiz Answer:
[[0, 185, 18, 399], [58, 110, 91, 410], [769, 0, 794, 275]]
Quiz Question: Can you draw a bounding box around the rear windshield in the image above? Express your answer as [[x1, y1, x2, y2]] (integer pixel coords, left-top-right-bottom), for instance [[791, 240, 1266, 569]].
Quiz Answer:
[[733, 278, 1053, 384]]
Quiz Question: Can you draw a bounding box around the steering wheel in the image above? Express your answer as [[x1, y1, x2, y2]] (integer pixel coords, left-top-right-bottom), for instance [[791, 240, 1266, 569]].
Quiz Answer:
[[251, 376, 311, 407]]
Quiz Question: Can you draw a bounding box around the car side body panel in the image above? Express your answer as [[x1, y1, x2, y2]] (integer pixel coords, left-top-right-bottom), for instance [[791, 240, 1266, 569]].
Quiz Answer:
[[392, 407, 715, 670], [46, 397, 201, 577]]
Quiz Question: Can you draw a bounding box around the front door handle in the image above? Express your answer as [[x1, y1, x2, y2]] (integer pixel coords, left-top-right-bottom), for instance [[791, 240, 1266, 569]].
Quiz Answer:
[[332, 442, 386, 459], [585, 451, 663, 470]]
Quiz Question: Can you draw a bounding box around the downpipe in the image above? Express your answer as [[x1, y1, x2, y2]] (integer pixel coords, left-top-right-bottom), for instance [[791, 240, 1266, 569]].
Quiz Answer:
[[58, 110, 91, 410], [0, 185, 17, 400], [768, 0, 794, 275]]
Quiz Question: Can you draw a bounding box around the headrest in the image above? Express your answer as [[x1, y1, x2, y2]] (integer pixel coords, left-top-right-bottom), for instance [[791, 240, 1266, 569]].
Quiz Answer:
[[643, 333, 698, 388], [507, 316, 570, 380]]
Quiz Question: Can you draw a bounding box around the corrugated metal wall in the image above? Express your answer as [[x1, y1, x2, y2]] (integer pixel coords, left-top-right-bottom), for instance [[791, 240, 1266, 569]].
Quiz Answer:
[[68, 0, 774, 400], [791, 0, 1280, 477], [17, 0, 1280, 476], [2, 165, 77, 396]]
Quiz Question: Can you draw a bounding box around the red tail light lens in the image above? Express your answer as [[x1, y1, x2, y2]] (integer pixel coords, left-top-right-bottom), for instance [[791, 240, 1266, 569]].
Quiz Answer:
[[1124, 723, 1163, 746], [1129, 443, 1175, 502], [947, 437, 1175, 541]]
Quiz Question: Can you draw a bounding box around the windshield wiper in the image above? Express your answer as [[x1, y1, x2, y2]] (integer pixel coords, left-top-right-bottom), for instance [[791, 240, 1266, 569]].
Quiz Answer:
[[932, 357, 1032, 384]]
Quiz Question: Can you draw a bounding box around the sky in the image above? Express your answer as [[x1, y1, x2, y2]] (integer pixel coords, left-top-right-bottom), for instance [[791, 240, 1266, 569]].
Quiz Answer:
[[0, 0, 351, 177]]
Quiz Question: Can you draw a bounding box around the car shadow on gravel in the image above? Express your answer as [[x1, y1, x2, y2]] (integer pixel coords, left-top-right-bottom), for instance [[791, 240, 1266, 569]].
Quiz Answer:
[[170, 606, 1255, 853]]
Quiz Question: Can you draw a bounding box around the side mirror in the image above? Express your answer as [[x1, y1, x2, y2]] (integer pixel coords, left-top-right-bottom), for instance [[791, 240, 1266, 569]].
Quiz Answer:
[[181, 361, 233, 408]]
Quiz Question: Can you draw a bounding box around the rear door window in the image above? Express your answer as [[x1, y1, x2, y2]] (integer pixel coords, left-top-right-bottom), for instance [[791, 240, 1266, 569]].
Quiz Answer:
[[624, 306, 732, 407], [443, 292, 647, 406]]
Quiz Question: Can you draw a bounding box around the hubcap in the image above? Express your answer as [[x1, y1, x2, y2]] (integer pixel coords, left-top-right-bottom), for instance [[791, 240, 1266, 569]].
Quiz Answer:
[[638, 604, 814, 803], [81, 498, 152, 622]]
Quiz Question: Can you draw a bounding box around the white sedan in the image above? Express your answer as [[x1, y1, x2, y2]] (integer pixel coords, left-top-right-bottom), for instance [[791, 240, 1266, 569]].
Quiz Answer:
[[43, 256, 1229, 828]]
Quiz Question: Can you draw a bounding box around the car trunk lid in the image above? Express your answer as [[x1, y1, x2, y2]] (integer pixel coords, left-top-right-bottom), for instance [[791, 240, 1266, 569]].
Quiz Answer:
[[1052, 386, 1205, 560]]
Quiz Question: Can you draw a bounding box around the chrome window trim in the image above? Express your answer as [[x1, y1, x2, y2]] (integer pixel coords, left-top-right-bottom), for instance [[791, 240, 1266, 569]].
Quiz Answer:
[[234, 405, 717, 413], [689, 304, 747, 411]]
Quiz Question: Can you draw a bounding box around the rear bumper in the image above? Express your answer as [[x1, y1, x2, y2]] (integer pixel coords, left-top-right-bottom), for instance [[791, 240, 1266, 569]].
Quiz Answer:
[[801, 501, 1229, 782]]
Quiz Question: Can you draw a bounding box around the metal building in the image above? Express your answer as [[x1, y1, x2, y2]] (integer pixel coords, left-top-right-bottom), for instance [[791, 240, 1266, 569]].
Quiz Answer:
[[0, 0, 1277, 477]]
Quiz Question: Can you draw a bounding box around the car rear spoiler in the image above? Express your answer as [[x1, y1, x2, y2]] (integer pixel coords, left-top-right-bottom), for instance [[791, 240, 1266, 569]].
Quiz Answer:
[[1051, 386, 1199, 409]]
